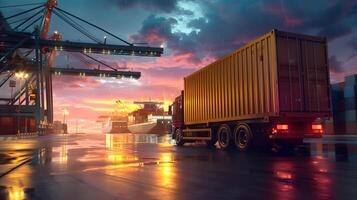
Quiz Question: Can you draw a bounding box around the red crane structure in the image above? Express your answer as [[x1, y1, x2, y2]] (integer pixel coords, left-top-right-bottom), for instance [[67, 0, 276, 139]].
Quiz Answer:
[[0, 0, 163, 134]]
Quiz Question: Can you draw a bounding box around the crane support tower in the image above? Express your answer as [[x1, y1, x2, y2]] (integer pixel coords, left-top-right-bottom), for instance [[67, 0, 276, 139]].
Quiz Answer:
[[0, 0, 163, 135]]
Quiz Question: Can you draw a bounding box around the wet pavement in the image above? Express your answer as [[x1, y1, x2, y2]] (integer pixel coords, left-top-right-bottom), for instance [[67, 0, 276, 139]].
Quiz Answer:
[[0, 133, 356, 200]]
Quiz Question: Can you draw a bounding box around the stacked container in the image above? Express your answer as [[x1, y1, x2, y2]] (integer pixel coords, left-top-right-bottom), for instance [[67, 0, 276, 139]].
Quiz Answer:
[[331, 82, 345, 122], [329, 74, 357, 134], [0, 116, 36, 135], [344, 75, 357, 122]]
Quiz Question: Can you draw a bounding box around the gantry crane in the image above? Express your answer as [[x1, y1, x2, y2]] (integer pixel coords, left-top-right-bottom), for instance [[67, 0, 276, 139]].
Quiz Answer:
[[0, 0, 163, 134]]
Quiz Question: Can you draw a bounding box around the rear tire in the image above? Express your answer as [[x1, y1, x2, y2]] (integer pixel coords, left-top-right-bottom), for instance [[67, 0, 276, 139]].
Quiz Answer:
[[233, 124, 253, 152], [175, 129, 185, 146], [217, 124, 233, 150]]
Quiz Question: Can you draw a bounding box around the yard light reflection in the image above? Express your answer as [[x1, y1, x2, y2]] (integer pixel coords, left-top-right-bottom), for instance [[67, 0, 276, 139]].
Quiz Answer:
[[8, 186, 25, 200], [3, 164, 33, 200], [157, 153, 175, 188], [52, 136, 69, 165], [52, 144, 68, 164], [105, 134, 139, 163]]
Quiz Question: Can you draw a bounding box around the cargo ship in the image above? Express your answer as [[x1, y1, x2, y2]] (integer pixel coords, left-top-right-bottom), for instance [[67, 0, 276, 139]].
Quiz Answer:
[[127, 101, 172, 134], [102, 116, 129, 134], [98, 100, 130, 134]]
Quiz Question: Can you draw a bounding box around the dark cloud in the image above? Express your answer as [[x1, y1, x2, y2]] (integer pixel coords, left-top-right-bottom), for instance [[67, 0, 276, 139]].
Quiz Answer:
[[130, 15, 179, 46], [329, 55, 344, 73], [346, 38, 357, 62], [301, 0, 357, 40], [129, 15, 203, 62], [350, 38, 357, 52], [318, 22, 352, 40], [132, 0, 357, 65], [107, 0, 178, 12]]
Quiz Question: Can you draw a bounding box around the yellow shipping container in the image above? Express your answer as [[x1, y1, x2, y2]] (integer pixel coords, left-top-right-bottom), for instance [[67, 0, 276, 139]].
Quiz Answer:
[[184, 29, 330, 125]]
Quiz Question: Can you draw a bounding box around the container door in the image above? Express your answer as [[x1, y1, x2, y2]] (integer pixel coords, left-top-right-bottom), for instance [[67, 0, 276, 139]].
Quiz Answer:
[[301, 40, 330, 113], [277, 35, 330, 114], [277, 36, 304, 112]]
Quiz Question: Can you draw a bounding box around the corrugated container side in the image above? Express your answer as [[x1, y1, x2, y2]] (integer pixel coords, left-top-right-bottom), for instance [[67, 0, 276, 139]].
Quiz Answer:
[[184, 31, 279, 125]]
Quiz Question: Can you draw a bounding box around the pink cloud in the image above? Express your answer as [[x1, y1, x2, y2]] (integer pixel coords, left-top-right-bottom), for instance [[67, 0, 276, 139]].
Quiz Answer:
[[135, 27, 167, 44]]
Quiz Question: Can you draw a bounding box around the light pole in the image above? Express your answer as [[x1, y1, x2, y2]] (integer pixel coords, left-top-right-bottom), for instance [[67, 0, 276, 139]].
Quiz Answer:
[[63, 108, 69, 124], [15, 71, 29, 134], [62, 108, 69, 134]]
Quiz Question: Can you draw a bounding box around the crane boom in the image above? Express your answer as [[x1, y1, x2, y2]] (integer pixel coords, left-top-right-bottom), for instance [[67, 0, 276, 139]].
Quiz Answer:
[[40, 0, 57, 39]]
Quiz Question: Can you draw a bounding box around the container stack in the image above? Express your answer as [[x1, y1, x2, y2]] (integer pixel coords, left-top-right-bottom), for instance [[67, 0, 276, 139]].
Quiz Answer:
[[0, 117, 36, 135], [331, 82, 345, 122], [344, 75, 357, 122], [329, 82, 346, 134], [329, 74, 357, 135]]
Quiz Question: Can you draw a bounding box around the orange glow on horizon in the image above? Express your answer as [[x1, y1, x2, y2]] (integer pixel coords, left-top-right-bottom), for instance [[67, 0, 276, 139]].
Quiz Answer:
[[51, 53, 217, 133]]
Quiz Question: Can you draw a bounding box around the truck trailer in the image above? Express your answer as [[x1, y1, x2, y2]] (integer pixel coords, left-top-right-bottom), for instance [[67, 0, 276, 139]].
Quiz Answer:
[[171, 29, 331, 151]]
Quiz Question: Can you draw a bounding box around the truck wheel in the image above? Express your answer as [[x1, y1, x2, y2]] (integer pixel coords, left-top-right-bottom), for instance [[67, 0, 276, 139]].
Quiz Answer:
[[217, 124, 233, 150], [175, 129, 185, 146], [233, 124, 253, 152]]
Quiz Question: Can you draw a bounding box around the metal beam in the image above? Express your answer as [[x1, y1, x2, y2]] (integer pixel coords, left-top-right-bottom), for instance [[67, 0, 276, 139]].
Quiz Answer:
[[0, 71, 14, 87], [1, 33, 164, 57], [52, 67, 141, 79], [0, 98, 12, 101], [9, 74, 35, 105], [0, 36, 30, 64], [0, 105, 36, 115], [0, 112, 35, 117]]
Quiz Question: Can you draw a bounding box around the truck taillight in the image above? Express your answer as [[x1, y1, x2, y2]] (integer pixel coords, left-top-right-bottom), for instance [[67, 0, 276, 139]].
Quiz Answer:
[[312, 124, 323, 134], [276, 124, 288, 130], [272, 124, 289, 134]]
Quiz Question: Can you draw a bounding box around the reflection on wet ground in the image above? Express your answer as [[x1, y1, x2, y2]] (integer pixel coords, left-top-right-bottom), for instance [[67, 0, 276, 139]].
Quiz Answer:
[[309, 142, 357, 162], [0, 133, 356, 199]]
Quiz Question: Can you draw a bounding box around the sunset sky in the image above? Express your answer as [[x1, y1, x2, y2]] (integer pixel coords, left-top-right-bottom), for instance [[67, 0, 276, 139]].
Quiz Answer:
[[1, 0, 356, 133]]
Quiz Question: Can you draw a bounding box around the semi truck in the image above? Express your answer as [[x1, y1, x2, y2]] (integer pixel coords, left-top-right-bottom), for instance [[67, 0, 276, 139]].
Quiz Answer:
[[171, 29, 331, 151]]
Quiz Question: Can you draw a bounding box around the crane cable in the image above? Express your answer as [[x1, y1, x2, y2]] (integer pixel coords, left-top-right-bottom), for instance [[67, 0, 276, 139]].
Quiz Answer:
[[3, 4, 44, 20], [67, 52, 92, 67], [0, 2, 44, 9], [8, 16, 35, 25], [53, 9, 102, 43], [52, 10, 102, 44], [21, 14, 44, 32], [52, 9, 99, 42], [54, 7, 132, 46], [13, 8, 45, 30], [80, 52, 118, 71]]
